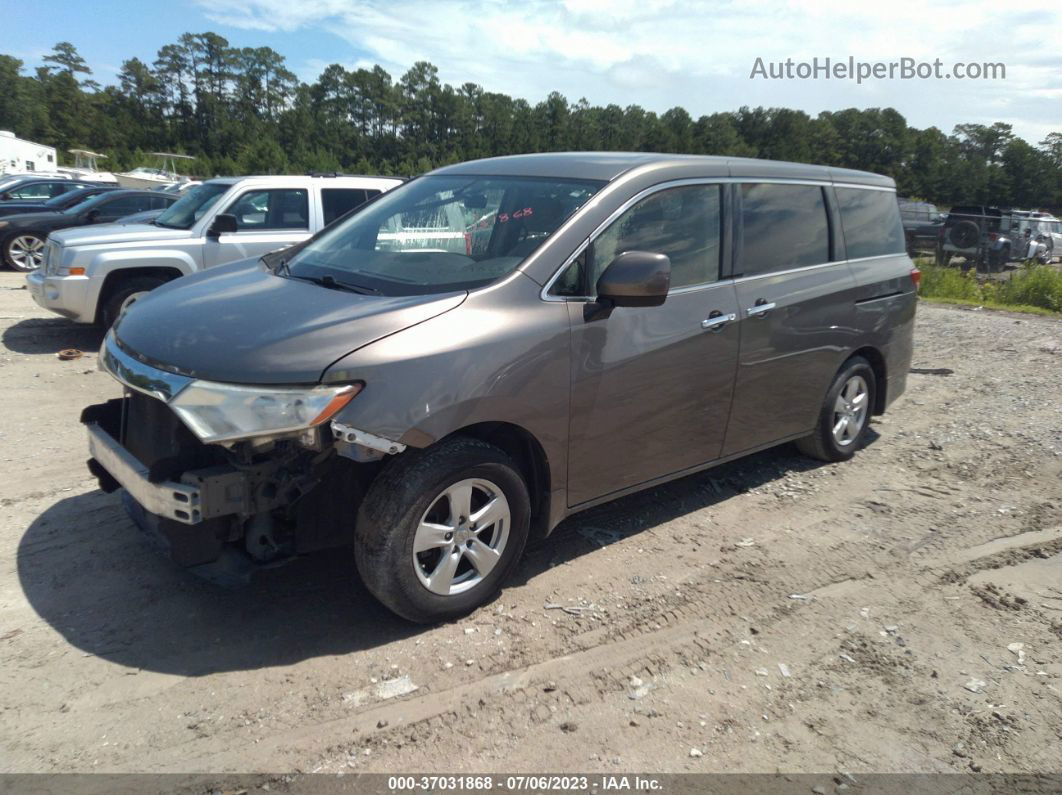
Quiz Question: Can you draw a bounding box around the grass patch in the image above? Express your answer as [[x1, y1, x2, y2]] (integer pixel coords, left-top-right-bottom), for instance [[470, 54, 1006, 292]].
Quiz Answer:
[[915, 261, 1062, 317]]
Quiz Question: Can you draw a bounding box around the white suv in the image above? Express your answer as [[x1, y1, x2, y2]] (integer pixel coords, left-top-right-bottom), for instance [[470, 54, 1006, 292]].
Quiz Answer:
[[27, 174, 403, 326]]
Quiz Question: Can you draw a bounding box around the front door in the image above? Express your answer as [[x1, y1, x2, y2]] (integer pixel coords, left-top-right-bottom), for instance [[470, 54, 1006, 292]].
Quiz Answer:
[[562, 183, 740, 506], [204, 187, 313, 268]]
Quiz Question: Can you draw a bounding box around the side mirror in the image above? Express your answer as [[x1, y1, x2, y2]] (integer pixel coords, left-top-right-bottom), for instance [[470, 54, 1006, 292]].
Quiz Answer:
[[208, 213, 238, 237], [594, 250, 670, 308], [85, 208, 101, 222]]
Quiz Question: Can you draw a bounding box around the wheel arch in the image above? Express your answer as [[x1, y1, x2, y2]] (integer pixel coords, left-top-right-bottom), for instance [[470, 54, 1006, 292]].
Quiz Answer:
[[95, 266, 185, 324], [442, 421, 551, 538], [846, 346, 887, 414]]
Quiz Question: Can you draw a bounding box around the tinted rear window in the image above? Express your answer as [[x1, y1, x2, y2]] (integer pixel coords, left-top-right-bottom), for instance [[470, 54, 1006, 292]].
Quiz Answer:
[[835, 187, 906, 259], [322, 188, 380, 225], [739, 184, 830, 275]]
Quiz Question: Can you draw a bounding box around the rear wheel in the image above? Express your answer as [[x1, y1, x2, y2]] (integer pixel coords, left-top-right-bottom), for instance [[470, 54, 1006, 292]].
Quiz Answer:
[[100, 276, 167, 328], [796, 357, 876, 462], [355, 437, 531, 623], [3, 233, 46, 272]]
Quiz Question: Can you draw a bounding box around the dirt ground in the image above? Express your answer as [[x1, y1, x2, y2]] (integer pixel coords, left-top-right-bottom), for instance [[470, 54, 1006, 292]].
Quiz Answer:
[[0, 269, 1060, 776]]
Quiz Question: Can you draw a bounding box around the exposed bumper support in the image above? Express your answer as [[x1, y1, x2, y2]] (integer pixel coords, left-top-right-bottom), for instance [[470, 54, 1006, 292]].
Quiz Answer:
[[331, 420, 406, 462], [86, 422, 250, 525]]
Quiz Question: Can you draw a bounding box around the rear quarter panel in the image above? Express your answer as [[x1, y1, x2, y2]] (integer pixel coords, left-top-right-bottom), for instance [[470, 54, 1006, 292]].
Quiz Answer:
[[845, 253, 917, 409]]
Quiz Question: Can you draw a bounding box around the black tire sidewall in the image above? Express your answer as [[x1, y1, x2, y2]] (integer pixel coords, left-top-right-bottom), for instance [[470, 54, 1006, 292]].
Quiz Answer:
[[815, 358, 876, 461], [355, 439, 530, 623], [101, 276, 166, 328]]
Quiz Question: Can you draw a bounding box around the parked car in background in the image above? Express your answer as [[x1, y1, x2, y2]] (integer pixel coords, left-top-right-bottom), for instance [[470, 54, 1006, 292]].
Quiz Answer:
[[115, 208, 164, 225], [936, 205, 1009, 268], [1000, 211, 1060, 264], [0, 189, 177, 271], [897, 198, 945, 255], [80, 152, 917, 622], [0, 176, 85, 202], [28, 174, 402, 326], [0, 185, 119, 218]]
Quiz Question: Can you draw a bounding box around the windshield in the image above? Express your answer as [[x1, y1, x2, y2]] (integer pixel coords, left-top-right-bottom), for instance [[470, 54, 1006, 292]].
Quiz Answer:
[[154, 182, 230, 229], [285, 175, 603, 295]]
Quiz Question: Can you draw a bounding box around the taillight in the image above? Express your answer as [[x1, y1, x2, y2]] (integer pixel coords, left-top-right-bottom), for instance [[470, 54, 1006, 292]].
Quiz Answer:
[[910, 268, 921, 289]]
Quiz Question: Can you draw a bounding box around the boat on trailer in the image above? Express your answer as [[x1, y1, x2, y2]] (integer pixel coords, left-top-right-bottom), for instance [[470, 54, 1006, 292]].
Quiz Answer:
[[115, 152, 195, 189], [59, 149, 118, 183]]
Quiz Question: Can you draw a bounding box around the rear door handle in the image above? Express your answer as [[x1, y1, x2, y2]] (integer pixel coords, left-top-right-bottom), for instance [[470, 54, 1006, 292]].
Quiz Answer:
[[701, 312, 736, 330], [746, 301, 776, 317]]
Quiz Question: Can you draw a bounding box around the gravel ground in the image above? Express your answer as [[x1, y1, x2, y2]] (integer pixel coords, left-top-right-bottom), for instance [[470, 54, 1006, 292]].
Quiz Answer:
[[0, 270, 1060, 775]]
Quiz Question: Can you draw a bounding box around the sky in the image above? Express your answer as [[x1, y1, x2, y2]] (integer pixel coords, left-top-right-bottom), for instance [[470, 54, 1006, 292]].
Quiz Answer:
[[3, 0, 1060, 145]]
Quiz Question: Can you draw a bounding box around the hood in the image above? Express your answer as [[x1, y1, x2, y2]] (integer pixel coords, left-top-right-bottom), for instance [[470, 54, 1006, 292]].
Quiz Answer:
[[0, 201, 52, 216], [0, 210, 66, 229], [113, 259, 467, 384], [50, 222, 192, 247]]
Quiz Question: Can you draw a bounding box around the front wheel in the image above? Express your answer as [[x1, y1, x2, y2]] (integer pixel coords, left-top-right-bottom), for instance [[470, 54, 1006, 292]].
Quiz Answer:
[[355, 437, 531, 623], [796, 357, 876, 462], [3, 233, 46, 272], [99, 276, 167, 328]]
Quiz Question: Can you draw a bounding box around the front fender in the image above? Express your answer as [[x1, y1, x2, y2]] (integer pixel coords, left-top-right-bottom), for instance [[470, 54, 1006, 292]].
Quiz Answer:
[[324, 275, 572, 506], [85, 247, 200, 279]]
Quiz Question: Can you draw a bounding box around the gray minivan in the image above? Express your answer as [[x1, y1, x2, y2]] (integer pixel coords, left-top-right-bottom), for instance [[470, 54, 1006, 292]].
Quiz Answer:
[[82, 153, 917, 622]]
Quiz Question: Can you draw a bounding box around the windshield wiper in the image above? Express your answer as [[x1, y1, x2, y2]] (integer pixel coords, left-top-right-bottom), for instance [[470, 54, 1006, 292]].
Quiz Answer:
[[284, 272, 381, 295]]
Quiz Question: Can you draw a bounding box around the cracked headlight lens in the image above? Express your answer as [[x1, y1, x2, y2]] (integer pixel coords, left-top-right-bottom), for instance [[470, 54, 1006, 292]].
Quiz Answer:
[[170, 380, 362, 443]]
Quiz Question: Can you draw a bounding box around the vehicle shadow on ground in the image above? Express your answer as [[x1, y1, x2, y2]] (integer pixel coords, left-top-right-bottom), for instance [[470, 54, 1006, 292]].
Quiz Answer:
[[2, 317, 104, 355], [18, 435, 875, 676]]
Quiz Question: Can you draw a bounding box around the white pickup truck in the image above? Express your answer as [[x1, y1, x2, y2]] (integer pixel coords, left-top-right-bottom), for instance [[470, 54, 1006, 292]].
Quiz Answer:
[[28, 174, 403, 326]]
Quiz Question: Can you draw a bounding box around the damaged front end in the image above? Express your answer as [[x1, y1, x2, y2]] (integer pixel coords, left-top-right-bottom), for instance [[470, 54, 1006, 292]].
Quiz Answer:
[[82, 333, 403, 582]]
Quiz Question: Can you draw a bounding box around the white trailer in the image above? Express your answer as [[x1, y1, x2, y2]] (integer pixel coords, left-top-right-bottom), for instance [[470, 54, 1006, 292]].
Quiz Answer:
[[0, 131, 61, 177]]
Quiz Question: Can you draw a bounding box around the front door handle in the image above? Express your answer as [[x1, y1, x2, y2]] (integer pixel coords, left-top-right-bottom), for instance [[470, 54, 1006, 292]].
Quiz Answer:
[[747, 301, 776, 317], [701, 312, 736, 330]]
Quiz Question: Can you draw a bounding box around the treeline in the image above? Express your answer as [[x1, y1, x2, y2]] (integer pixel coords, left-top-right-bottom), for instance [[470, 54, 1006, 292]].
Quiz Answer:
[[1, 36, 1060, 209]]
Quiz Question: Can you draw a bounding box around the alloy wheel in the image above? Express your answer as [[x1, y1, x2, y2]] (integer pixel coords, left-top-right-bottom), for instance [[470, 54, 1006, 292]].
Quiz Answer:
[[413, 478, 510, 596], [831, 374, 869, 447], [8, 235, 44, 271]]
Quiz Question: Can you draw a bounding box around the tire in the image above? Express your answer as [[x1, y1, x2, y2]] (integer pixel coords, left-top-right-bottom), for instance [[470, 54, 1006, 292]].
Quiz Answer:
[[2, 232, 46, 272], [100, 276, 167, 328], [948, 220, 980, 249], [795, 356, 876, 463], [355, 436, 531, 623]]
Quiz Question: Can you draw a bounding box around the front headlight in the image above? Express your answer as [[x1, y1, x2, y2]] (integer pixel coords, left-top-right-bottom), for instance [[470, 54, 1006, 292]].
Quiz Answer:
[[170, 380, 362, 443]]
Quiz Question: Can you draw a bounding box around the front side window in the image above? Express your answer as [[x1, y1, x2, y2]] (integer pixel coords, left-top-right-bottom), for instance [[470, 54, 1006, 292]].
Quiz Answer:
[[551, 185, 723, 297], [226, 189, 309, 231], [287, 175, 602, 295], [836, 187, 906, 260], [154, 182, 230, 229], [739, 183, 830, 275]]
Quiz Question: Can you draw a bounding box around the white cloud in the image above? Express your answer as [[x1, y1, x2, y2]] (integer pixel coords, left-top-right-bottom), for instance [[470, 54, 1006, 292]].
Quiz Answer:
[[194, 0, 1062, 142]]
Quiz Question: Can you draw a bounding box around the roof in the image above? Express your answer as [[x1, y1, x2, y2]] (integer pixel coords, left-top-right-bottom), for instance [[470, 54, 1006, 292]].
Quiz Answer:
[[429, 151, 894, 188], [202, 174, 404, 188]]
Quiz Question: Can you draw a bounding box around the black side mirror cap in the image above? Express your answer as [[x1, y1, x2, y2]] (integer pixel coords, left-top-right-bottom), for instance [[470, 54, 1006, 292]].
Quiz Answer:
[[208, 213, 238, 237], [85, 208, 101, 222]]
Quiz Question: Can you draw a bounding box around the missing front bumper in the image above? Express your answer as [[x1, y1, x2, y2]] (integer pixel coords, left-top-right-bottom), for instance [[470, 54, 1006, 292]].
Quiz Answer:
[[82, 398, 252, 526]]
